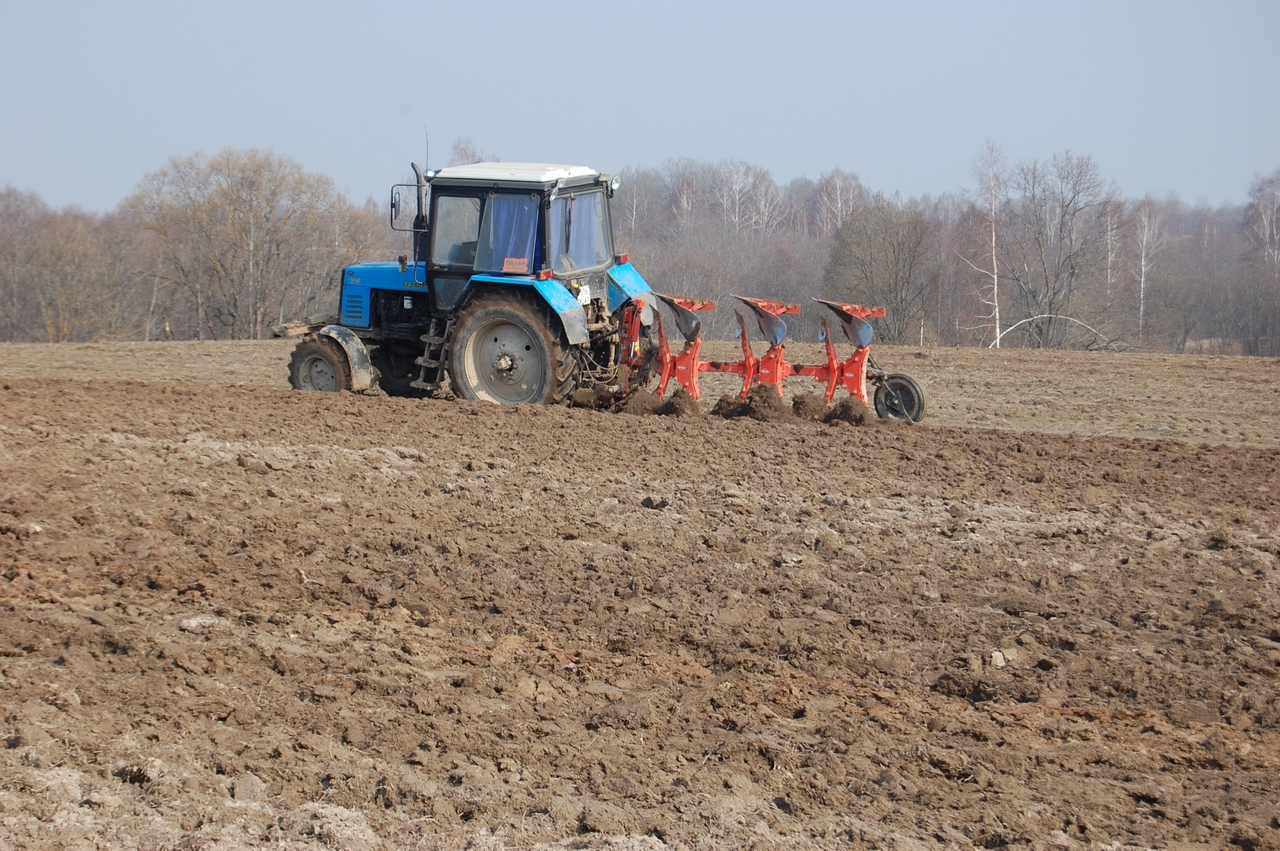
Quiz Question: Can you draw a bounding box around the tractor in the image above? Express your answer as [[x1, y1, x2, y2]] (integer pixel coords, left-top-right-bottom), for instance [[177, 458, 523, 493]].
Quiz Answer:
[[278, 161, 925, 422], [280, 162, 653, 405]]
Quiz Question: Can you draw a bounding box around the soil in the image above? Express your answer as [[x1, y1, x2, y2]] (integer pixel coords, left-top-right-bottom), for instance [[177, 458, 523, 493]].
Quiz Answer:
[[1, 339, 1278, 850]]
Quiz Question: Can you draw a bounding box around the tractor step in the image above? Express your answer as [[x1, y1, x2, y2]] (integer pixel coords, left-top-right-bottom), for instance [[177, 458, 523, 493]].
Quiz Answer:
[[411, 317, 455, 392]]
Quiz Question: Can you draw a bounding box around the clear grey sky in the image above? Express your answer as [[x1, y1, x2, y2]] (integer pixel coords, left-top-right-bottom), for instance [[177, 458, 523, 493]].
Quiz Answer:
[[2, 0, 1276, 212]]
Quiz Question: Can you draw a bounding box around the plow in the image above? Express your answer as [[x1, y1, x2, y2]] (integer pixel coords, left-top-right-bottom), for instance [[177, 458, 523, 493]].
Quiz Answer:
[[279, 160, 925, 423], [623, 293, 924, 421]]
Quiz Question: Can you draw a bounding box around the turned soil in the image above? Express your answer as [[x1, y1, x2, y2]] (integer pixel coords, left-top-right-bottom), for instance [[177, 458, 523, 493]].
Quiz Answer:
[[0, 340, 1278, 850]]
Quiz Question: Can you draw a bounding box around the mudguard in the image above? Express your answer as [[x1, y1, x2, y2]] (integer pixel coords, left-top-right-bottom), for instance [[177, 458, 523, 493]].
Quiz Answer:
[[317, 325, 374, 391], [607, 263, 653, 313], [463, 263, 655, 347], [468, 274, 590, 345]]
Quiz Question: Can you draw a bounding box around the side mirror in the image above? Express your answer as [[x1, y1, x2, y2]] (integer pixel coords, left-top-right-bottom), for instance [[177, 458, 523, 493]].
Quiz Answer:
[[389, 184, 421, 232]]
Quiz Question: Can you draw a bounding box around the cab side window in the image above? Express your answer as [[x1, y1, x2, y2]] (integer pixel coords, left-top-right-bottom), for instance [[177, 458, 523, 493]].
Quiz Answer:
[[430, 195, 482, 268], [474, 193, 540, 275]]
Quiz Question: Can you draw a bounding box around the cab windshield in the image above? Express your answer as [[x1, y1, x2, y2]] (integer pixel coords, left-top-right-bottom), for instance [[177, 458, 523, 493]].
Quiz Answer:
[[549, 188, 610, 274]]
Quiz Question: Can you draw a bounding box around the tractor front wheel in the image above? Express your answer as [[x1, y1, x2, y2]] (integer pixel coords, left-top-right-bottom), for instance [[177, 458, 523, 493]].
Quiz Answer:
[[448, 294, 578, 405], [873, 374, 925, 423], [288, 337, 352, 392]]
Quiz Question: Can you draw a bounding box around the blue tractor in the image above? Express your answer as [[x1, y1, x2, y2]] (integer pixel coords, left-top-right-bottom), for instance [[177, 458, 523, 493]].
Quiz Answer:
[[284, 162, 657, 404]]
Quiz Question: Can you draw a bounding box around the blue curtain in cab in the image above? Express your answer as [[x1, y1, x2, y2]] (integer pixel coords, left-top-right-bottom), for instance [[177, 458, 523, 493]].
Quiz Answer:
[[478, 194, 539, 274]]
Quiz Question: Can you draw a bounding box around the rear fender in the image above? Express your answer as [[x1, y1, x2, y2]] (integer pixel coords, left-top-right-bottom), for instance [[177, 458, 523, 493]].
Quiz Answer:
[[606, 262, 653, 313], [467, 275, 589, 345], [317, 325, 374, 391]]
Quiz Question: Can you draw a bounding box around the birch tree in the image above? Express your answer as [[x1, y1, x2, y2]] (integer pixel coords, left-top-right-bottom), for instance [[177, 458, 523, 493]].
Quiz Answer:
[[965, 141, 1006, 347], [1132, 200, 1166, 342], [1245, 169, 1280, 281], [812, 168, 864, 237]]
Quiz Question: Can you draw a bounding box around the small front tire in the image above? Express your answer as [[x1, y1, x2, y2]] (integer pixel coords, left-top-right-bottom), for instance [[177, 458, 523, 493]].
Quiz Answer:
[[289, 337, 352, 392]]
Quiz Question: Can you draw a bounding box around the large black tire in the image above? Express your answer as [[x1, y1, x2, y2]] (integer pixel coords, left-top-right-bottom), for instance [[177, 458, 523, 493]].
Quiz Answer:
[[370, 344, 432, 398], [288, 337, 352, 392], [873, 374, 925, 423], [448, 294, 578, 405]]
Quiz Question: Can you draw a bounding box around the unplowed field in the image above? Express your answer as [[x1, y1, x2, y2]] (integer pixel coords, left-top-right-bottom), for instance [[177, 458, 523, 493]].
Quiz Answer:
[[1, 340, 1277, 850]]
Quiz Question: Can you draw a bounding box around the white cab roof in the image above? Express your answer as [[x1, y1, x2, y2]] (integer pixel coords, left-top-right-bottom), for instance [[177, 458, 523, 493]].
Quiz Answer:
[[431, 162, 598, 183]]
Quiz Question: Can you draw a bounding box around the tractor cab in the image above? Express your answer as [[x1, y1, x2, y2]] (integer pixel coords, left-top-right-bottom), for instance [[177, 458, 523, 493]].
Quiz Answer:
[[391, 162, 620, 298]]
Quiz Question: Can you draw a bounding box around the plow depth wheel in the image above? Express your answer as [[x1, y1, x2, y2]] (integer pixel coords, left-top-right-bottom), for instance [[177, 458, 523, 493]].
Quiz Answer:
[[288, 338, 352, 392], [874, 374, 925, 423], [448, 295, 577, 405]]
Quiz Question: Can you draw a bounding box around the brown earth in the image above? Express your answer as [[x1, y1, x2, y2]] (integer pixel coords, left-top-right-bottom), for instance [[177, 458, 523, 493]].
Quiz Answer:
[[0, 339, 1278, 850]]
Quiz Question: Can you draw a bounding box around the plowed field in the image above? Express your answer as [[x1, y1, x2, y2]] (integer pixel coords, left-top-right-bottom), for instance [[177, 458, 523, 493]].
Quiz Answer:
[[1, 340, 1277, 850]]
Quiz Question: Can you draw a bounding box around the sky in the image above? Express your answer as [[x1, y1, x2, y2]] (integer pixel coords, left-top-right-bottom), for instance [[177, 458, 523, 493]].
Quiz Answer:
[[1, 0, 1277, 213]]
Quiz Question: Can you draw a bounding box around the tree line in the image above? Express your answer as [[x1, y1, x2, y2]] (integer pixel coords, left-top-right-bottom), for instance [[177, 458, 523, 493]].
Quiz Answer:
[[615, 148, 1280, 355], [2, 142, 1277, 355]]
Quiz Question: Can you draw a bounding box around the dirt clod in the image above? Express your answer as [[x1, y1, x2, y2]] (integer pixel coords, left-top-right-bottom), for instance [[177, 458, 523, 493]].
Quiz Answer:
[[618, 388, 662, 415], [792, 393, 828, 421], [824, 396, 871, 426], [656, 388, 702, 417], [741, 388, 792, 422], [710, 393, 747, 417]]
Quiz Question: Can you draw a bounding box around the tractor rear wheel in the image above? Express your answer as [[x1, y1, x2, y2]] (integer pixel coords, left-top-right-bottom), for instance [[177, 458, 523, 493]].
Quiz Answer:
[[448, 294, 578, 405], [873, 374, 925, 423], [288, 337, 352, 392]]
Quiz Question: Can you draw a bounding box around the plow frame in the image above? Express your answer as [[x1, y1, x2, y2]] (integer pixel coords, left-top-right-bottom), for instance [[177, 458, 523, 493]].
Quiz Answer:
[[646, 294, 889, 406]]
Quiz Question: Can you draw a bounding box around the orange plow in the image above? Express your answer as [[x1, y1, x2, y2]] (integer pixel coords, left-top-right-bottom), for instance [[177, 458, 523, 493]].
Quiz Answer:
[[641, 294, 925, 422]]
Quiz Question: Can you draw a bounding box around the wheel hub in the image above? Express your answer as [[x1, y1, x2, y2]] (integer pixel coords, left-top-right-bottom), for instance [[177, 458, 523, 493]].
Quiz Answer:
[[306, 357, 337, 391], [492, 352, 517, 376]]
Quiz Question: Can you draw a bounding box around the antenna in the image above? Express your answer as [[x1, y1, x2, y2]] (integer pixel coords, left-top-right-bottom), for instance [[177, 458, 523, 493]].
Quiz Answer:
[[423, 127, 429, 172]]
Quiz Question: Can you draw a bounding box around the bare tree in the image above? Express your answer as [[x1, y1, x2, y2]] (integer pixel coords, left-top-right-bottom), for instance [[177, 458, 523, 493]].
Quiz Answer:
[[1245, 170, 1280, 280], [750, 173, 789, 237], [962, 141, 1006, 347], [614, 166, 665, 243], [811, 168, 864, 237], [999, 151, 1118, 348], [661, 158, 710, 237], [712, 160, 755, 236], [0, 188, 50, 341], [448, 137, 499, 166], [124, 148, 380, 340], [1241, 169, 1280, 353], [1132, 199, 1166, 343], [824, 193, 938, 344]]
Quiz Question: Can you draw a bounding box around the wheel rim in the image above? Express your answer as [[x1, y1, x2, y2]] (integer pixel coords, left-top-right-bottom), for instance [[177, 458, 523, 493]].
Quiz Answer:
[[301, 354, 340, 392], [461, 318, 545, 404], [880, 378, 920, 422]]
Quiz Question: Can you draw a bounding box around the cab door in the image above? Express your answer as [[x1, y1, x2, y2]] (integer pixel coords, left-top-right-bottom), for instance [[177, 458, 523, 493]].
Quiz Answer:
[[428, 193, 483, 313]]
